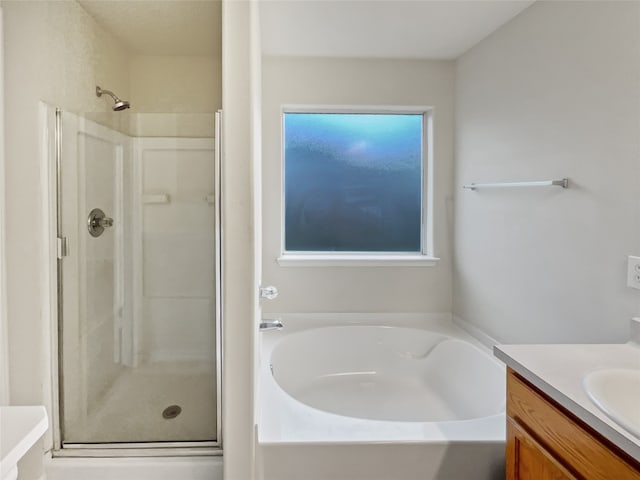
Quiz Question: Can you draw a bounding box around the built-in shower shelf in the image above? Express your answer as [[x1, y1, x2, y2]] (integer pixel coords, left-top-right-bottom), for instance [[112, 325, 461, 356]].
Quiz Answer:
[[142, 194, 217, 205], [142, 194, 170, 204]]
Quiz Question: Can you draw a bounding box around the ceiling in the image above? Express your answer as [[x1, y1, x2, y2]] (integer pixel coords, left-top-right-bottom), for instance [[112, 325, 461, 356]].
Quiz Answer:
[[260, 0, 535, 59], [78, 0, 221, 56], [78, 0, 534, 60]]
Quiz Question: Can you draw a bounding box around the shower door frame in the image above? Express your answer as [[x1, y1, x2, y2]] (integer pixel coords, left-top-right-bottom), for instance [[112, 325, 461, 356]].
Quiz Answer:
[[0, 5, 9, 406], [46, 106, 224, 457]]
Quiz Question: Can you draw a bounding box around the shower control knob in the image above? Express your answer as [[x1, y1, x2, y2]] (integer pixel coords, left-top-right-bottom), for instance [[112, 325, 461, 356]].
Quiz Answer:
[[260, 285, 279, 301], [88, 208, 114, 237]]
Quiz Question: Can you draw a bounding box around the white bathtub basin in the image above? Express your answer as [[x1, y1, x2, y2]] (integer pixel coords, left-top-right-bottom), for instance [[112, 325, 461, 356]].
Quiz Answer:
[[270, 325, 505, 422], [259, 317, 507, 480]]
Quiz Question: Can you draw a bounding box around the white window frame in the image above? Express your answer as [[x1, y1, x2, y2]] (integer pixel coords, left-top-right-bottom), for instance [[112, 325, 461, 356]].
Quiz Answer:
[[277, 105, 438, 267]]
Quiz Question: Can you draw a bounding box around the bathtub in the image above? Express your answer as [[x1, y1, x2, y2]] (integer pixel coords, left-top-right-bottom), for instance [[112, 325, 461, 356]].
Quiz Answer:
[[258, 314, 506, 480]]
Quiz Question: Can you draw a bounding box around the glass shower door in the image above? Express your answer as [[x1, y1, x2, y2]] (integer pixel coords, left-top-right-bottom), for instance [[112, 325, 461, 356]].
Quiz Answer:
[[58, 110, 220, 446], [58, 110, 127, 443]]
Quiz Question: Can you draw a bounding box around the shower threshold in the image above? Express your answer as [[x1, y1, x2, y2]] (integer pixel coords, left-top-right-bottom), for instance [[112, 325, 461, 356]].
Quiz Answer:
[[55, 442, 221, 458], [45, 455, 223, 480]]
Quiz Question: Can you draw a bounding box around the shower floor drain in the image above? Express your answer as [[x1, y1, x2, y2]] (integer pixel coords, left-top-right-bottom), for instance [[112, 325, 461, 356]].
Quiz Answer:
[[162, 405, 182, 419]]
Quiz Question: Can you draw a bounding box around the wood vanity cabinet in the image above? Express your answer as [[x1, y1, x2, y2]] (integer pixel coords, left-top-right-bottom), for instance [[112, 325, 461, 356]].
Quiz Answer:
[[506, 368, 640, 480]]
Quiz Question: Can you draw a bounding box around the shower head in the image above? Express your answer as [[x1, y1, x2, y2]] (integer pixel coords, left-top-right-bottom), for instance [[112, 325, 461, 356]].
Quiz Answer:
[[96, 86, 130, 111]]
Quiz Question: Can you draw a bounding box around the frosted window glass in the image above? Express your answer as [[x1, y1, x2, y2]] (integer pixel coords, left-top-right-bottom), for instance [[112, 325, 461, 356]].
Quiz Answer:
[[284, 112, 423, 252]]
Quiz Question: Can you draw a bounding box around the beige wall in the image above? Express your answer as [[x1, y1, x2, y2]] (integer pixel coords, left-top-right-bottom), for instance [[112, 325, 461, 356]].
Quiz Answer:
[[129, 55, 221, 113], [261, 56, 455, 314], [2, 1, 131, 477], [2, 0, 130, 415], [453, 1, 640, 344], [128, 54, 221, 137]]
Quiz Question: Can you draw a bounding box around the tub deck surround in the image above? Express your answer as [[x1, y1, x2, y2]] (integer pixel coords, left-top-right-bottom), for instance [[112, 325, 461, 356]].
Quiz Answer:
[[258, 314, 507, 480], [494, 343, 640, 462]]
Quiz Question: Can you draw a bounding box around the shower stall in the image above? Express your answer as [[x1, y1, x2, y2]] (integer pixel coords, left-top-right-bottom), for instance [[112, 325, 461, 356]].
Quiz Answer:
[[51, 98, 222, 451], [12, 0, 228, 455]]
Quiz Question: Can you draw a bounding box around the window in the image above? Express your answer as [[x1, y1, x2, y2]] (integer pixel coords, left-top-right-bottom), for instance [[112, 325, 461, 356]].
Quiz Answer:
[[281, 108, 436, 266]]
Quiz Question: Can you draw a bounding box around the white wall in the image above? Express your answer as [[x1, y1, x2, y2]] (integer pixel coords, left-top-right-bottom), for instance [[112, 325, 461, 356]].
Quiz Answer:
[[221, 0, 260, 477], [454, 0, 640, 344], [261, 56, 455, 314]]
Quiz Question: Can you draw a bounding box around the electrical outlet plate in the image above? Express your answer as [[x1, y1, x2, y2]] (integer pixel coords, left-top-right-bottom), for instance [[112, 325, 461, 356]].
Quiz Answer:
[[627, 256, 640, 290]]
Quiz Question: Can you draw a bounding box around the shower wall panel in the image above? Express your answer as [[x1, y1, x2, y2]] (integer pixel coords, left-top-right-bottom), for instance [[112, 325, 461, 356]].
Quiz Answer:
[[134, 138, 216, 365]]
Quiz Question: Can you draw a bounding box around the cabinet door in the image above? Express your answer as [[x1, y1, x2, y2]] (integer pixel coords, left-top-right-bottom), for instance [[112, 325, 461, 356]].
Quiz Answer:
[[507, 417, 579, 480]]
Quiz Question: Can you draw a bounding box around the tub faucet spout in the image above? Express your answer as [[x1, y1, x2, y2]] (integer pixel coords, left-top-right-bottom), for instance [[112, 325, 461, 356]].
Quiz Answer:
[[260, 319, 284, 331]]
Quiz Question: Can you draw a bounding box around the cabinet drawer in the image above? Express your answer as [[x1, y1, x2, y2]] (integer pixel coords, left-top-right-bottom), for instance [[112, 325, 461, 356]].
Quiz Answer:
[[507, 368, 640, 480]]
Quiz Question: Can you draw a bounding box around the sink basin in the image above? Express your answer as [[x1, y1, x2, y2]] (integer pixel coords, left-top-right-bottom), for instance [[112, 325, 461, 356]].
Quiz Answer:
[[583, 369, 640, 439]]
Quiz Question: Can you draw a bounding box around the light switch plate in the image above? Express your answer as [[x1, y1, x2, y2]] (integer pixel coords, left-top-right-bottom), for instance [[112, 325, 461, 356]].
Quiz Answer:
[[627, 256, 640, 289]]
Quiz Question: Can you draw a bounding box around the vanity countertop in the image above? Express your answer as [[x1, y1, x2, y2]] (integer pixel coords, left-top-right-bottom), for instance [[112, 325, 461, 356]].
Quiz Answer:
[[1, 405, 48, 478], [494, 343, 640, 462]]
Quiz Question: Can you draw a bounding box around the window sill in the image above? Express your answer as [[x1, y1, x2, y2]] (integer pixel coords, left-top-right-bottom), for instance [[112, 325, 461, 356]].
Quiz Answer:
[[276, 254, 440, 267]]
